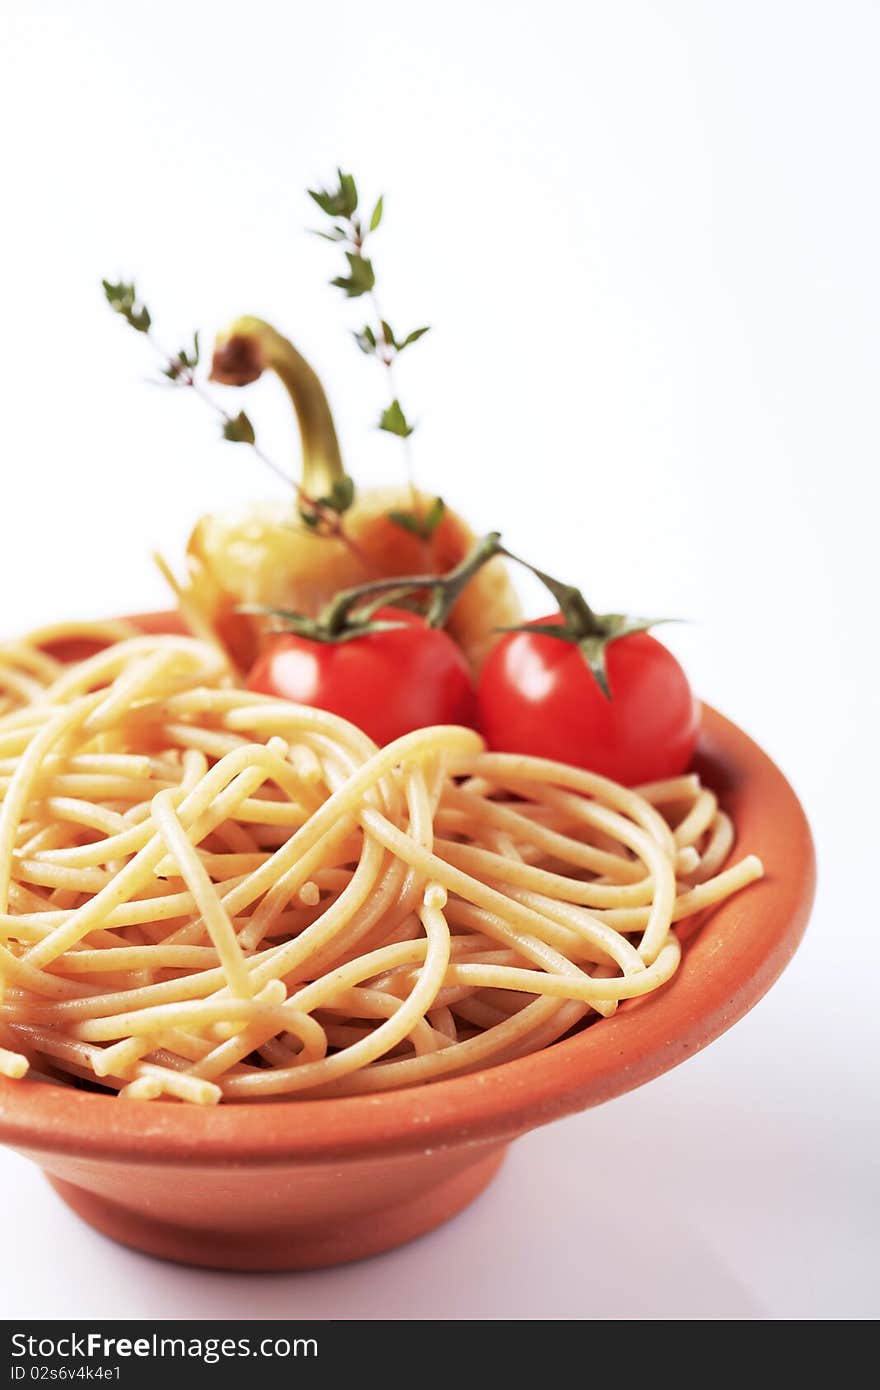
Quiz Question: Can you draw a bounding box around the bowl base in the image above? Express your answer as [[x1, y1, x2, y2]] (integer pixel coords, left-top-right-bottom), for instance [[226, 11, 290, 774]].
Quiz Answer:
[[45, 1146, 508, 1271]]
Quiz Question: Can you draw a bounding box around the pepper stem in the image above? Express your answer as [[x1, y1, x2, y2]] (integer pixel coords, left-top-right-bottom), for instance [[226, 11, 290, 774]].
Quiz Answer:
[[211, 316, 345, 498]]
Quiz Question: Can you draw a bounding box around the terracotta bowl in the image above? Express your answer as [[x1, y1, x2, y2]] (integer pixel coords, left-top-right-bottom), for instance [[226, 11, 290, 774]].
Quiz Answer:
[[0, 615, 815, 1270]]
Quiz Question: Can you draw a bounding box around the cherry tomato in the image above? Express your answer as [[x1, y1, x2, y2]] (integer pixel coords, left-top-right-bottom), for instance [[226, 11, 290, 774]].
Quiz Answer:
[[246, 607, 477, 746], [476, 616, 698, 785]]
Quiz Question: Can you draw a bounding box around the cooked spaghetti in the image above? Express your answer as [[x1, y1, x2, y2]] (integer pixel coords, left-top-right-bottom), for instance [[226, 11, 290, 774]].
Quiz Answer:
[[0, 631, 762, 1103], [0, 620, 139, 718]]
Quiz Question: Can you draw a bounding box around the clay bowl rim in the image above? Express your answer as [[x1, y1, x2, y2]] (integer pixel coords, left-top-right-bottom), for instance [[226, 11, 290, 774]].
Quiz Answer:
[[0, 617, 815, 1166]]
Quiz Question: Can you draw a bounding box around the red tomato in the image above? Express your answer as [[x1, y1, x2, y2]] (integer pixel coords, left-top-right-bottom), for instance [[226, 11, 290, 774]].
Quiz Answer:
[[476, 616, 698, 785], [246, 607, 477, 746]]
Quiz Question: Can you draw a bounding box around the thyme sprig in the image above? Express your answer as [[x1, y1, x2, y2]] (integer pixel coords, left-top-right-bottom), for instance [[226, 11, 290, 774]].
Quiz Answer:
[[103, 280, 276, 477], [308, 170, 443, 541]]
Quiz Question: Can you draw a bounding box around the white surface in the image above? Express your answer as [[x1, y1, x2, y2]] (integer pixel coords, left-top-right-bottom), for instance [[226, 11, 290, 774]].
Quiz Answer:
[[1, 0, 877, 1321]]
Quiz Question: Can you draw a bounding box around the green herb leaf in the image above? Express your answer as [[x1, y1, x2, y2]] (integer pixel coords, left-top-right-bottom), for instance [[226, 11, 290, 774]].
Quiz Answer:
[[308, 189, 341, 217], [162, 330, 200, 381], [222, 410, 256, 445], [307, 169, 358, 219], [379, 399, 414, 438], [388, 495, 445, 541], [323, 474, 356, 514], [311, 226, 348, 242], [338, 170, 358, 217], [183, 330, 200, 370], [387, 510, 423, 537], [102, 279, 151, 333], [375, 323, 430, 356], [369, 195, 384, 231], [353, 324, 378, 355], [421, 494, 445, 537], [331, 251, 375, 298], [400, 325, 430, 350]]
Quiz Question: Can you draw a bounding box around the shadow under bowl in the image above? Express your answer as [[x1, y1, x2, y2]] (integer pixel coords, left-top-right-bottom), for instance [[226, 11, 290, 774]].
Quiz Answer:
[[0, 616, 815, 1269]]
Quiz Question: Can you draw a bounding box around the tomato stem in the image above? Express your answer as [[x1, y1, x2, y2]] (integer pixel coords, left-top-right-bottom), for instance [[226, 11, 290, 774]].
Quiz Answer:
[[317, 531, 504, 635], [497, 549, 605, 637], [493, 548, 670, 700], [243, 531, 667, 688]]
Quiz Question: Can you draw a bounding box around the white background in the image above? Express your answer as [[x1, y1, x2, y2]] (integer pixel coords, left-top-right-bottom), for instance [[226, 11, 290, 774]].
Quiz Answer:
[[1, 0, 878, 1320]]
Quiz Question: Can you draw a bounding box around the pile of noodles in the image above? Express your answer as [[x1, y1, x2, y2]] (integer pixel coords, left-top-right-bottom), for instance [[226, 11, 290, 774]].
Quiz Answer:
[[0, 629, 762, 1103]]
